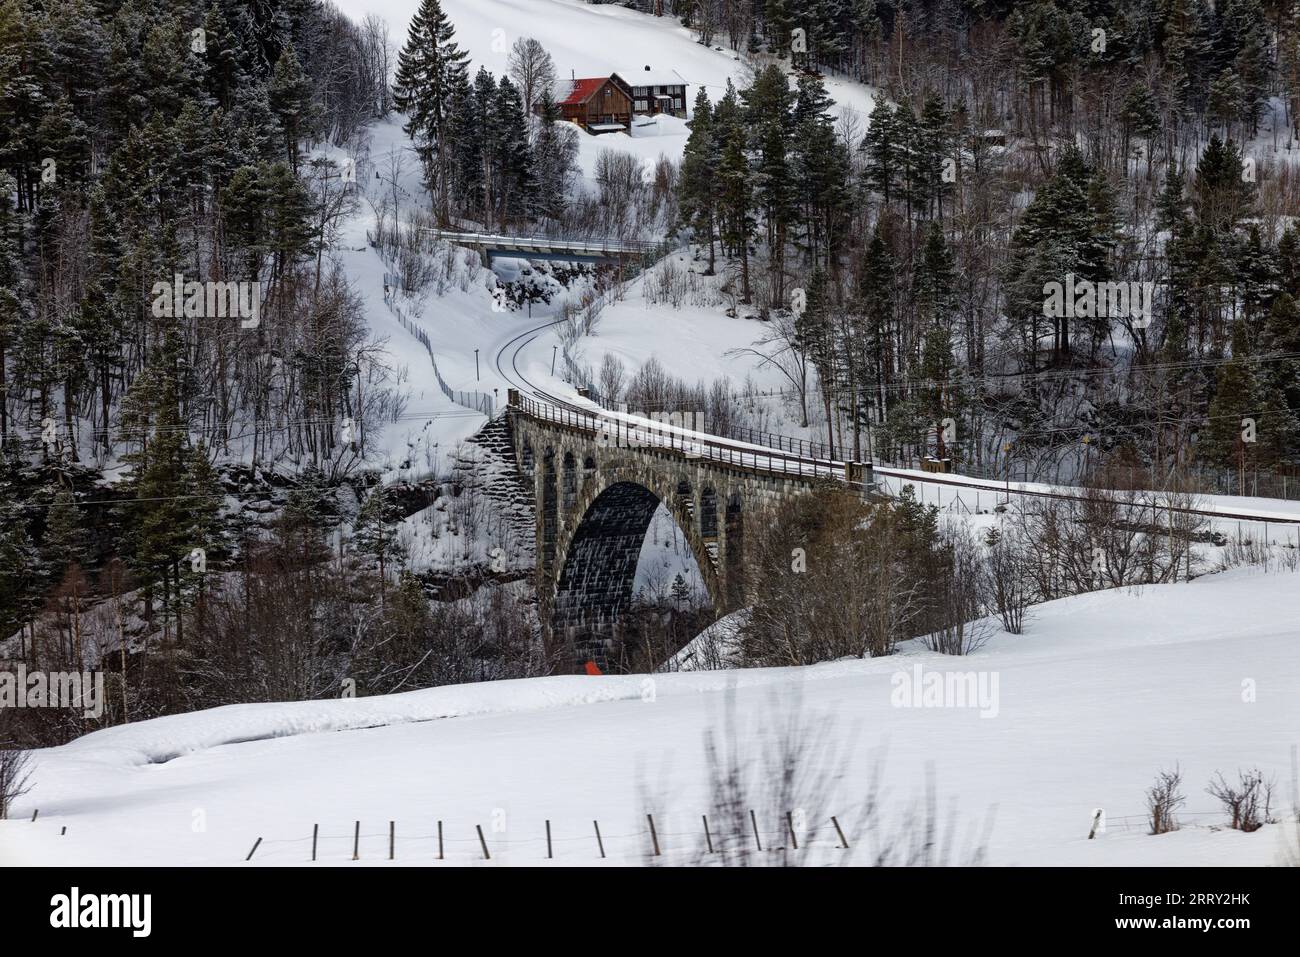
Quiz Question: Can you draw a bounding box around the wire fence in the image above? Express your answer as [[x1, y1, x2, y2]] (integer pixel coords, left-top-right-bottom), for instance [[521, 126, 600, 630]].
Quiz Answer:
[[243, 810, 855, 865], [377, 257, 496, 420]]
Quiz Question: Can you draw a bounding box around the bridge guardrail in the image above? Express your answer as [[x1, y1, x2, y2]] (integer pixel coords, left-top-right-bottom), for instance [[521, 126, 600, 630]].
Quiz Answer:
[[511, 393, 870, 487], [429, 230, 661, 257], [511, 394, 1300, 532]]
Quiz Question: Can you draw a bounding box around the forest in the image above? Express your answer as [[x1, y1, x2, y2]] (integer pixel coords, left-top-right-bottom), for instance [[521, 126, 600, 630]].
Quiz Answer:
[[1, 0, 1299, 746]]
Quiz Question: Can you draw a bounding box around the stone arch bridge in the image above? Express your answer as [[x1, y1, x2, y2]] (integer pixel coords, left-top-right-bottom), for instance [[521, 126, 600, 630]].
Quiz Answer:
[[506, 391, 872, 669]]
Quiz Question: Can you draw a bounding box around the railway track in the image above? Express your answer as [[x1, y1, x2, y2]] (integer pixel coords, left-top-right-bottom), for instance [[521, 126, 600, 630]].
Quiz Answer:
[[493, 319, 1300, 531]]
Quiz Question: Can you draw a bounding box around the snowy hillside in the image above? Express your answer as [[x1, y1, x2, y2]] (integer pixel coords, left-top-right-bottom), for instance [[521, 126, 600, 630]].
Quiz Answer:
[[338, 0, 874, 178], [6, 568, 1298, 867], [319, 0, 884, 479]]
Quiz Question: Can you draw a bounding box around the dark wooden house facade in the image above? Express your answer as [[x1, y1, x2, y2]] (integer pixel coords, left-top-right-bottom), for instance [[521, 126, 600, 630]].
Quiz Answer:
[[556, 75, 635, 133], [613, 69, 688, 120]]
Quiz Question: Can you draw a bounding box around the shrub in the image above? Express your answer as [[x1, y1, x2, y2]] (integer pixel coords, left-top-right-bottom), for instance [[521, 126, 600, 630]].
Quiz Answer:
[[1145, 765, 1185, 834]]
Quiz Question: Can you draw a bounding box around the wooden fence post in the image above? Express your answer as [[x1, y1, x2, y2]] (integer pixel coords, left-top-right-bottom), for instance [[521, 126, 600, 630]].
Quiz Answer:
[[749, 809, 763, 851], [438, 820, 444, 860], [476, 824, 491, 860], [245, 838, 262, 861], [831, 816, 850, 849], [546, 820, 552, 860], [646, 814, 661, 856], [311, 823, 318, 862], [702, 815, 714, 854], [593, 820, 605, 859], [352, 821, 360, 861]]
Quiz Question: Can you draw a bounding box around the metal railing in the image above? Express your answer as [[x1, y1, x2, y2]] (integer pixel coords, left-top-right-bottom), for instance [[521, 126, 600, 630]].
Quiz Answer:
[[511, 393, 866, 486], [429, 230, 662, 257], [511, 393, 1300, 531]]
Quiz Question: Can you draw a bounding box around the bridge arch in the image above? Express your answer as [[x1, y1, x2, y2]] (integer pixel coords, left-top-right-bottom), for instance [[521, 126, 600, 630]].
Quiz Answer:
[[508, 402, 845, 669], [550, 468, 724, 669]]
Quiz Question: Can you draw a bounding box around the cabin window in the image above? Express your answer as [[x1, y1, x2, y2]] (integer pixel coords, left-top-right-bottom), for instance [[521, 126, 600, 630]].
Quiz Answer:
[[635, 100, 647, 111]]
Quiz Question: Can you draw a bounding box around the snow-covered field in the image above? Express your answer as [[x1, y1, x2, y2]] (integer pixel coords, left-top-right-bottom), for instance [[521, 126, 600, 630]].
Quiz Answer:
[[5, 568, 1298, 866]]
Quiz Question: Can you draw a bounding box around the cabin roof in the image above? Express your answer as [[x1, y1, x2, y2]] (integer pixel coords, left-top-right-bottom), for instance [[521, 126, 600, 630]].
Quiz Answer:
[[615, 69, 686, 88], [558, 77, 612, 106]]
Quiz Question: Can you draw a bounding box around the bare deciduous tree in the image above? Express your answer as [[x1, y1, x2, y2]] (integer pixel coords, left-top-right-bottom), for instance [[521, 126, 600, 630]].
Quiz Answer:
[[1207, 768, 1275, 832], [0, 745, 34, 820], [507, 37, 556, 116], [983, 522, 1033, 634]]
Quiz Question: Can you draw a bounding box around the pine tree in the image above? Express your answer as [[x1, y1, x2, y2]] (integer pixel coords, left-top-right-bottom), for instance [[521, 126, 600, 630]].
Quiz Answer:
[[43, 487, 91, 574], [742, 64, 795, 304], [792, 73, 851, 270], [0, 171, 22, 443], [0, 0, 48, 210], [1163, 0, 1211, 123], [122, 347, 189, 640], [266, 160, 315, 271], [177, 440, 225, 611], [715, 82, 753, 304], [669, 572, 690, 606], [679, 88, 719, 271], [1155, 161, 1189, 234], [797, 266, 838, 455], [269, 43, 316, 173], [1193, 135, 1252, 235], [34, 97, 91, 191], [858, 227, 897, 422], [1278, 226, 1300, 298], [0, 516, 39, 648], [446, 65, 482, 218], [914, 221, 956, 327], [491, 76, 535, 228], [274, 467, 333, 567], [1005, 145, 1113, 365], [528, 86, 574, 223], [472, 66, 499, 224], [918, 324, 964, 461], [1118, 83, 1160, 175], [1221, 0, 1271, 134], [202, 2, 240, 111], [231, 82, 283, 165], [916, 94, 953, 220], [139, 15, 205, 122], [392, 0, 468, 222], [1201, 320, 1287, 473], [861, 100, 900, 206], [353, 486, 406, 598]]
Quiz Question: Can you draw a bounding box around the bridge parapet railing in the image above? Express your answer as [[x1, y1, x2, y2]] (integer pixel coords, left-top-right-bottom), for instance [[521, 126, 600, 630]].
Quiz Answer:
[[511, 394, 866, 487], [429, 230, 662, 257]]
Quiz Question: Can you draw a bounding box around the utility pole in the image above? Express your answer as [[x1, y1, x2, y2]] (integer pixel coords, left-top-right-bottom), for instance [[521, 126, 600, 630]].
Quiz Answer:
[[1003, 442, 1012, 504]]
